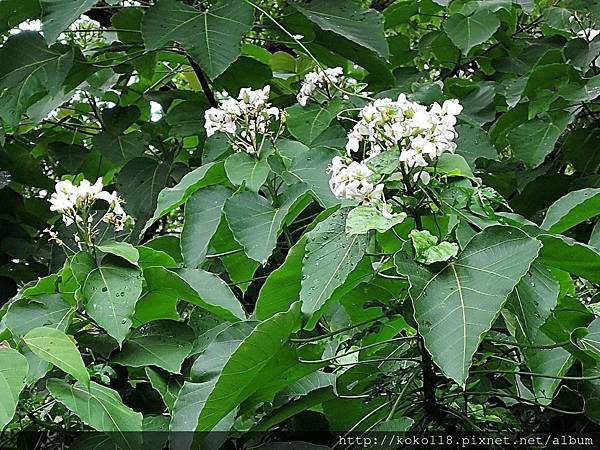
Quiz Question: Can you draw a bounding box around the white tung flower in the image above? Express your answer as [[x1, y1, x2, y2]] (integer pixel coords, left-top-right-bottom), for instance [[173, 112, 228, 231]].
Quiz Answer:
[[346, 94, 463, 167], [297, 67, 357, 106], [203, 85, 282, 155], [328, 156, 383, 204]]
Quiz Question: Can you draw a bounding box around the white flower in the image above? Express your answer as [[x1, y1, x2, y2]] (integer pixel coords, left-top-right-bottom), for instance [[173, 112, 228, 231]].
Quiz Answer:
[[203, 85, 282, 155], [297, 66, 358, 106], [75, 178, 103, 205], [328, 156, 383, 205]]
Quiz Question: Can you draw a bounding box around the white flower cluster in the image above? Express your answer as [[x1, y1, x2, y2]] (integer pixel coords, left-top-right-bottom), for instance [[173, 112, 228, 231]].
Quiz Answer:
[[297, 67, 357, 106], [328, 156, 383, 205], [346, 94, 463, 168], [49, 178, 128, 231], [204, 86, 282, 155]]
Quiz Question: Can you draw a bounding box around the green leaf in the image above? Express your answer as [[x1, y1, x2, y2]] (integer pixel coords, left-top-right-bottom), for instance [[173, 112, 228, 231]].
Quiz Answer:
[[301, 208, 369, 329], [111, 320, 194, 373], [398, 226, 541, 386], [0, 32, 73, 126], [282, 147, 340, 208], [140, 267, 245, 323], [4, 293, 74, 339], [178, 268, 246, 320], [145, 367, 182, 413], [454, 124, 498, 168], [224, 183, 309, 264], [508, 111, 571, 168], [443, 10, 500, 54], [534, 232, 600, 283], [256, 237, 306, 321], [286, 99, 344, 146], [181, 186, 232, 269], [573, 318, 600, 362], [171, 303, 301, 435], [97, 241, 139, 266], [409, 229, 459, 265], [82, 262, 143, 345], [294, 0, 389, 58], [224, 152, 270, 192], [47, 379, 143, 450], [142, 161, 226, 234], [0, 0, 41, 36], [41, 0, 99, 44], [117, 157, 171, 239], [92, 106, 148, 164], [23, 326, 89, 386], [0, 348, 28, 431], [346, 205, 407, 235], [142, 0, 254, 80], [504, 263, 560, 344], [523, 335, 574, 406], [541, 188, 600, 234]]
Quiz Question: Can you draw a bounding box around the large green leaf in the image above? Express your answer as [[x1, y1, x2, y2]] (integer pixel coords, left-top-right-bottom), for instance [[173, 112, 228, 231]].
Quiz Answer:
[[541, 188, 600, 233], [111, 320, 194, 374], [47, 379, 143, 450], [293, 0, 389, 58], [41, 0, 99, 44], [142, 161, 226, 234], [181, 186, 232, 269], [142, 0, 254, 79], [443, 10, 500, 54], [0, 348, 28, 431], [256, 236, 306, 320], [23, 326, 89, 386], [82, 262, 143, 345], [0, 32, 73, 126], [508, 111, 571, 169], [224, 183, 309, 264], [300, 208, 369, 329], [398, 226, 541, 386], [170, 304, 300, 436], [139, 267, 245, 322]]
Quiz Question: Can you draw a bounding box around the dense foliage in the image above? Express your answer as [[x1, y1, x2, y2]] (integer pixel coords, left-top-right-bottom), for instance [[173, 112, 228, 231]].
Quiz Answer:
[[1, 0, 600, 448]]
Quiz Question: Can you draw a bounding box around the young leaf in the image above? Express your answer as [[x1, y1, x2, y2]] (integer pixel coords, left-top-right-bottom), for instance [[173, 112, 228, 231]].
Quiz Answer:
[[97, 241, 139, 266], [23, 327, 89, 386], [409, 229, 459, 264], [346, 205, 407, 235], [224, 152, 270, 192], [142, 161, 226, 234]]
